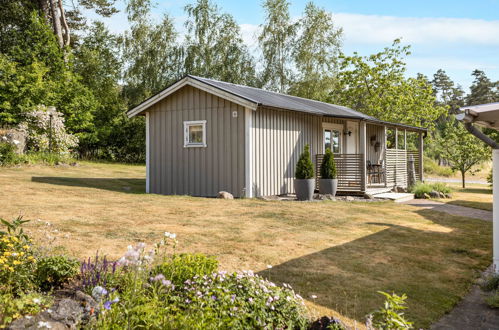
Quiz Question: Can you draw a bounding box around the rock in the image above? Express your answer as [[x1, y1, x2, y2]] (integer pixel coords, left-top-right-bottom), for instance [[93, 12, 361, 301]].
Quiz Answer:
[[394, 186, 407, 193], [217, 191, 234, 199], [320, 194, 336, 201], [429, 190, 440, 198], [445, 193, 452, 199], [364, 193, 375, 200], [123, 186, 131, 191], [8, 290, 98, 330], [310, 316, 346, 330], [70, 162, 79, 167], [345, 196, 355, 202], [423, 193, 431, 199], [438, 192, 446, 199]]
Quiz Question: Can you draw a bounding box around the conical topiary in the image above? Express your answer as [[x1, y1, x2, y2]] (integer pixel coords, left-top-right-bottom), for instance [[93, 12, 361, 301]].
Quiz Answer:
[[295, 144, 314, 179], [320, 148, 337, 179]]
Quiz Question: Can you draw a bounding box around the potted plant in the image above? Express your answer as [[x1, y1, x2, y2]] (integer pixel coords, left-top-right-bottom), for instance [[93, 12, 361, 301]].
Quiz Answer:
[[319, 148, 338, 196], [294, 144, 315, 201]]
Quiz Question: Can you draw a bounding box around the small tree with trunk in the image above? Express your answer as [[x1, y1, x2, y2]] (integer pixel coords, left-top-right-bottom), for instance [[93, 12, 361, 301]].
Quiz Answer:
[[439, 116, 490, 188]]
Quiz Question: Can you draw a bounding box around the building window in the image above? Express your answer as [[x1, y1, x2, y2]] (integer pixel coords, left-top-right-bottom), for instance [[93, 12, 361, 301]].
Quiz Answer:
[[184, 120, 207, 147], [324, 128, 341, 153]]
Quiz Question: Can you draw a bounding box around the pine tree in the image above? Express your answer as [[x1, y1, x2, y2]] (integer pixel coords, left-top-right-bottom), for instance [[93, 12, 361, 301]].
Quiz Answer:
[[295, 144, 314, 179]]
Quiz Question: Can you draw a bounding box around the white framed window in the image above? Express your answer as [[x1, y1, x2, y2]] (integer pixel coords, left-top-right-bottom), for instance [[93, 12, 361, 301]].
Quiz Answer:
[[184, 120, 207, 147]]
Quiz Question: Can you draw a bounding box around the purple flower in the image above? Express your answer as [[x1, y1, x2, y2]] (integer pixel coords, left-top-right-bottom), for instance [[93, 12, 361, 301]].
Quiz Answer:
[[211, 295, 217, 301]]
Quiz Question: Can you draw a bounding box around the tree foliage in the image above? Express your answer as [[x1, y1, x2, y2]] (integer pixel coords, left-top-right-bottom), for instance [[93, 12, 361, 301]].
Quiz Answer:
[[330, 40, 446, 130], [439, 116, 490, 188], [183, 0, 256, 85], [290, 2, 342, 100], [258, 0, 296, 92], [295, 144, 314, 179]]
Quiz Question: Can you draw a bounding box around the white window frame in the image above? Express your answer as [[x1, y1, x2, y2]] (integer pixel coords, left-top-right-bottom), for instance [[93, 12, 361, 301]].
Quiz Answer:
[[322, 123, 343, 153], [184, 120, 207, 148]]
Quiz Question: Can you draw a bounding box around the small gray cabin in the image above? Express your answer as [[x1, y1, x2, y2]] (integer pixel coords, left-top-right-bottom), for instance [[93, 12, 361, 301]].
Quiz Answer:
[[127, 75, 426, 198]]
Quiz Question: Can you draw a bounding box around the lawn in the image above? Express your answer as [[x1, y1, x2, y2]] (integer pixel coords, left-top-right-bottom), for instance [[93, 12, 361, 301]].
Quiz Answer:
[[0, 162, 493, 328], [438, 182, 492, 211]]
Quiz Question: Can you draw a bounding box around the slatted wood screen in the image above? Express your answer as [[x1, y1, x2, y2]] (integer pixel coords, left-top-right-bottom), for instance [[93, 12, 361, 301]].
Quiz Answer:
[[316, 154, 363, 192], [386, 149, 408, 187], [406, 150, 421, 182]]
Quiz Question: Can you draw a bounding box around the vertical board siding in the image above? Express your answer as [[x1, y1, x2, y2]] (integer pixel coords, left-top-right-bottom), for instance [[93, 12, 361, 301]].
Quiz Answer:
[[251, 107, 345, 196], [147, 85, 245, 197]]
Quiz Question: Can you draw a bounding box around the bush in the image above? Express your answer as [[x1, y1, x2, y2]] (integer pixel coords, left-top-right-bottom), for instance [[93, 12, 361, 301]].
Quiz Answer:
[[485, 291, 499, 308], [320, 148, 336, 179], [481, 274, 499, 292], [35, 255, 80, 291], [0, 217, 37, 294], [18, 151, 76, 166], [99, 270, 309, 329], [295, 144, 314, 179], [367, 291, 413, 329], [152, 253, 218, 287], [410, 182, 452, 198], [0, 292, 51, 327], [423, 156, 453, 177], [0, 141, 18, 166]]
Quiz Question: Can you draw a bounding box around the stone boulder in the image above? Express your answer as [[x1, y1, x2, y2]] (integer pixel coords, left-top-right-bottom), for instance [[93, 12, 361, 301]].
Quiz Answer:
[[423, 193, 431, 199], [217, 191, 234, 199], [0, 129, 27, 154], [429, 190, 440, 198]]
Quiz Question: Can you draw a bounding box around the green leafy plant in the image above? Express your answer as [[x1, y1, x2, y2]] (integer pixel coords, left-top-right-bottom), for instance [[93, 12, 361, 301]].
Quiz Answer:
[[35, 256, 80, 291], [295, 144, 314, 179], [410, 182, 452, 198], [320, 148, 337, 179], [485, 291, 499, 308], [368, 291, 413, 330], [481, 273, 499, 292], [0, 217, 36, 294], [0, 141, 18, 166], [0, 292, 52, 327], [152, 253, 218, 287]]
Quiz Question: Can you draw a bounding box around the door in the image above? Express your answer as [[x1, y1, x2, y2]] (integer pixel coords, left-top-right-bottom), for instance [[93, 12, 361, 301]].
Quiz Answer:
[[346, 121, 358, 154], [322, 123, 343, 153]]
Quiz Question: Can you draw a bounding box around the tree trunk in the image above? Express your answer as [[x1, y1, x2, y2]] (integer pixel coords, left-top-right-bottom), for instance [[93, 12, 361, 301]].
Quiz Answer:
[[461, 171, 466, 188], [48, 0, 64, 47], [57, 0, 70, 47]]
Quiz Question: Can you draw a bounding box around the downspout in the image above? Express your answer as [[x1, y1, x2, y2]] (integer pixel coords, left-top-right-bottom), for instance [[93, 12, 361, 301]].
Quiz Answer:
[[463, 122, 499, 149], [463, 121, 499, 273]]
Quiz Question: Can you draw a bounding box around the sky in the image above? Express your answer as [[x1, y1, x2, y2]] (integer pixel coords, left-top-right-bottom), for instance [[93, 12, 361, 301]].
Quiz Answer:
[[92, 0, 499, 91]]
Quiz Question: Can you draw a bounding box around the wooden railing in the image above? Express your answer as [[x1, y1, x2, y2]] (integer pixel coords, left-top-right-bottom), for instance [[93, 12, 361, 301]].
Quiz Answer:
[[406, 150, 421, 182], [316, 154, 363, 192]]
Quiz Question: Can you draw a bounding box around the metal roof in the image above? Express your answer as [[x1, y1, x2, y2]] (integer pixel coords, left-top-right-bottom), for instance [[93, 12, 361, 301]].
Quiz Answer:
[[127, 75, 427, 131], [458, 102, 499, 129], [189, 75, 375, 120]]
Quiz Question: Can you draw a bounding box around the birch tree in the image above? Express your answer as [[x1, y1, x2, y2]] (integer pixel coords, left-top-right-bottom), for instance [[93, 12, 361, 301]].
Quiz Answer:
[[290, 2, 342, 100], [258, 0, 296, 92], [183, 0, 256, 85]]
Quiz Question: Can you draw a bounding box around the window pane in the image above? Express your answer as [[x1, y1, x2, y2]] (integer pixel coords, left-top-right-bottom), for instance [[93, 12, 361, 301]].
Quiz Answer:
[[189, 125, 203, 143], [324, 130, 331, 151], [332, 130, 340, 153]]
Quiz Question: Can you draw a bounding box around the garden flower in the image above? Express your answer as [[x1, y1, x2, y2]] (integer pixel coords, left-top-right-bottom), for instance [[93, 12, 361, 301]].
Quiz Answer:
[[92, 286, 108, 301], [310, 295, 317, 299], [33, 298, 42, 304]]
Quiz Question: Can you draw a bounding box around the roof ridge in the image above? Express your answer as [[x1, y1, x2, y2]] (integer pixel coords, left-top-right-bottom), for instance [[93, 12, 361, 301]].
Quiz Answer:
[[188, 74, 359, 113]]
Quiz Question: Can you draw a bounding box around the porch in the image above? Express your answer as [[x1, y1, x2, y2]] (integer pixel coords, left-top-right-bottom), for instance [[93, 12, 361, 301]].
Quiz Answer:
[[316, 122, 424, 194]]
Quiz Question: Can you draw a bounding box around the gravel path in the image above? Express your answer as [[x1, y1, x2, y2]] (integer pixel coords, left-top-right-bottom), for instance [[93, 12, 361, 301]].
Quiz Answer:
[[404, 199, 499, 329], [403, 199, 492, 222]]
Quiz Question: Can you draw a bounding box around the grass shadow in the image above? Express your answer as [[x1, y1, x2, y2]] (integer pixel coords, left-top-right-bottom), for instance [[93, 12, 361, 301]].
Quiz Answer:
[[257, 209, 491, 328], [446, 200, 492, 212], [31, 177, 145, 194], [458, 187, 492, 195]]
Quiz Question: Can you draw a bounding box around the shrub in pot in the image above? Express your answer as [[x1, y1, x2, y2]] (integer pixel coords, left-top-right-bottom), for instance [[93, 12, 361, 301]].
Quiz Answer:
[[319, 148, 338, 196], [294, 144, 315, 201]]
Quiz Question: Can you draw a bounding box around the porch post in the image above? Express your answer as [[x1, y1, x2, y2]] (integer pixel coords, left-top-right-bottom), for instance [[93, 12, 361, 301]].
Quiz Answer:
[[394, 128, 398, 186], [383, 126, 387, 187], [419, 132, 424, 182], [360, 121, 367, 192]]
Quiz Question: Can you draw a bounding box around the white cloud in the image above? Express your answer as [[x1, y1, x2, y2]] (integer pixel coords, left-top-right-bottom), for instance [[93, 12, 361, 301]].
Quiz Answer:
[[333, 13, 499, 46]]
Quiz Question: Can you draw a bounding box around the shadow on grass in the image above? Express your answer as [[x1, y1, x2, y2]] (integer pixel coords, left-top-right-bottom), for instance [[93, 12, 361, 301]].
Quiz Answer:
[[31, 177, 145, 194], [446, 200, 492, 212], [459, 187, 492, 195], [257, 209, 492, 328]]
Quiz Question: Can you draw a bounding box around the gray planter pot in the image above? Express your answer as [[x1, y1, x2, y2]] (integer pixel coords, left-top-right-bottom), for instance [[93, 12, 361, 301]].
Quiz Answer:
[[319, 178, 338, 196], [294, 179, 315, 201]]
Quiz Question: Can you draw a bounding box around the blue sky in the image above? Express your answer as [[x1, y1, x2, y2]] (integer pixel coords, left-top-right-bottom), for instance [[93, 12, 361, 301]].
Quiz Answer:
[[94, 0, 499, 91]]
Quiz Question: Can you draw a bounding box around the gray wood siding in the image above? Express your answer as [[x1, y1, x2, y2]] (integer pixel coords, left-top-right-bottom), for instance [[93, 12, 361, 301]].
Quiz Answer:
[[250, 107, 344, 196], [148, 85, 246, 197]]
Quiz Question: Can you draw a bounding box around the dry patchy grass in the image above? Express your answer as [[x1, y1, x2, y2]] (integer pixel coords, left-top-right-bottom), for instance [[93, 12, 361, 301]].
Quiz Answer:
[[438, 182, 492, 211], [0, 162, 493, 328]]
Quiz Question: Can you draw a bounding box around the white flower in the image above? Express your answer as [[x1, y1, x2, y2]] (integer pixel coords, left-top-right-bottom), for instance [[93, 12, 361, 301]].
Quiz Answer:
[[33, 298, 42, 304], [37, 321, 52, 329], [12, 139, 19, 145], [310, 295, 317, 299], [1, 136, 6, 141]]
